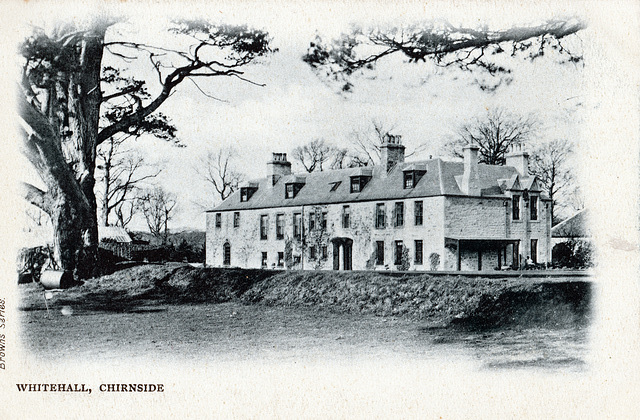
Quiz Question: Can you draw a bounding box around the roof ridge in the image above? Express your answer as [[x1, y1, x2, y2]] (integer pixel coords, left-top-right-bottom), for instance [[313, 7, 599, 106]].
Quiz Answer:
[[552, 208, 587, 230]]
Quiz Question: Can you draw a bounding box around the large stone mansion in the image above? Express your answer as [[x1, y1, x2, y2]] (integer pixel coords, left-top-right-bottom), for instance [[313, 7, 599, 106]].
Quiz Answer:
[[206, 136, 551, 271]]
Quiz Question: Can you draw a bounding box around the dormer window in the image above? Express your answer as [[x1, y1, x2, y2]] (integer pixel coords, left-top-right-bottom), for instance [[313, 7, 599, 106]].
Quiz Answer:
[[350, 176, 371, 193], [285, 183, 304, 198], [402, 165, 426, 189], [404, 172, 414, 189], [285, 176, 306, 199], [239, 182, 259, 202], [350, 168, 372, 193], [350, 177, 361, 192]]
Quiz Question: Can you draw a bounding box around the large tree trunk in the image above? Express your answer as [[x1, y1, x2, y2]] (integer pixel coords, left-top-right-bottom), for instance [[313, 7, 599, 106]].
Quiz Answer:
[[20, 22, 107, 279], [50, 192, 94, 277], [62, 25, 105, 277]]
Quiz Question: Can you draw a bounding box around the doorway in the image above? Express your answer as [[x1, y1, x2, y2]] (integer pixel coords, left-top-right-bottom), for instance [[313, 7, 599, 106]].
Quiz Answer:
[[331, 237, 353, 270]]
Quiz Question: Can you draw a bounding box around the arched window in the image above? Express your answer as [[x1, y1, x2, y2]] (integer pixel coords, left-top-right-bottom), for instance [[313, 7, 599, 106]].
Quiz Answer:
[[223, 242, 231, 266]]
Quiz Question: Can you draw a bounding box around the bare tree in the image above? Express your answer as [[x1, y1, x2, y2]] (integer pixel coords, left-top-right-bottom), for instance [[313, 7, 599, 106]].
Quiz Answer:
[[292, 139, 335, 172], [96, 135, 162, 227], [18, 18, 274, 277], [443, 108, 537, 165], [304, 18, 585, 92], [328, 147, 350, 169], [195, 148, 244, 203], [137, 187, 177, 244], [529, 139, 575, 224]]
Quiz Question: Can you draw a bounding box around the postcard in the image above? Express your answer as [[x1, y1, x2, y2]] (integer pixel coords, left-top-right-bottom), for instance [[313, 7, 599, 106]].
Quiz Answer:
[[1, 0, 638, 418]]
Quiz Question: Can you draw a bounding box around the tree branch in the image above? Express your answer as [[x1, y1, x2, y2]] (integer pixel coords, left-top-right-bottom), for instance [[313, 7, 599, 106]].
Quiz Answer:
[[21, 182, 50, 213]]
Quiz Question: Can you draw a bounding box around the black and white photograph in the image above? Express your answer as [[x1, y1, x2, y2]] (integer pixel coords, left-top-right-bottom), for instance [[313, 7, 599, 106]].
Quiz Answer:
[[0, 0, 638, 418]]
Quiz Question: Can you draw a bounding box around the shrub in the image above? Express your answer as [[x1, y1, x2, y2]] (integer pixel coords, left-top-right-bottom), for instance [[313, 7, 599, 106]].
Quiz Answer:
[[396, 246, 411, 271], [429, 253, 440, 271], [552, 239, 594, 268]]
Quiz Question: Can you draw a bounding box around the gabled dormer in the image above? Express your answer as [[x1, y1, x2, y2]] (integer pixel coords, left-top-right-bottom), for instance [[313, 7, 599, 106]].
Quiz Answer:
[[521, 176, 542, 193], [499, 174, 522, 193], [285, 176, 306, 199], [239, 182, 259, 202], [350, 168, 373, 193], [402, 163, 427, 189]]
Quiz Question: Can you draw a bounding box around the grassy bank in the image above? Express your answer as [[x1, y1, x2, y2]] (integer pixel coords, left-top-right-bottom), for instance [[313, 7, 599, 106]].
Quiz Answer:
[[19, 264, 592, 328]]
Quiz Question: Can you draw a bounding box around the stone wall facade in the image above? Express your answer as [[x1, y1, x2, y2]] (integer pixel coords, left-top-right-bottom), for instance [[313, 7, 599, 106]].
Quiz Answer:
[[207, 196, 446, 271], [206, 191, 551, 271]]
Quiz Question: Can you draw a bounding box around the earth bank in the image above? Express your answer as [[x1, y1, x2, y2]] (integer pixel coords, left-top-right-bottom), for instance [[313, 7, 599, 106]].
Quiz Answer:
[[19, 263, 592, 328]]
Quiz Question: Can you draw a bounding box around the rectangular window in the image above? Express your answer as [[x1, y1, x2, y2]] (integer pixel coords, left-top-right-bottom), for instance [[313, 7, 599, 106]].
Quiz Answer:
[[260, 215, 268, 240], [375, 241, 384, 265], [215, 213, 221, 228], [414, 240, 423, 265], [293, 213, 301, 238], [394, 202, 404, 227], [309, 246, 316, 259], [277, 252, 284, 267], [261, 252, 268, 268], [404, 171, 414, 189], [531, 239, 538, 264], [342, 205, 350, 228], [233, 212, 240, 228], [276, 214, 285, 239], [308, 212, 315, 230], [530, 196, 538, 221], [394, 241, 403, 266], [321, 246, 328, 259], [321, 212, 327, 229], [512, 195, 521, 220], [286, 184, 294, 199], [375, 203, 386, 229], [414, 201, 423, 226], [350, 177, 361, 193]]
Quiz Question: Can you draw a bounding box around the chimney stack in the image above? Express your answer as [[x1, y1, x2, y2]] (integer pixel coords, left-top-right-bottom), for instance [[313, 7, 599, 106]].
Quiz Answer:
[[267, 152, 291, 185], [461, 144, 480, 195], [380, 133, 405, 173], [505, 143, 529, 176]]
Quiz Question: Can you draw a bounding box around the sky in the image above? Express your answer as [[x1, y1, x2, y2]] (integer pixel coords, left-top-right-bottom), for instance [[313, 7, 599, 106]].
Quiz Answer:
[[110, 3, 586, 232], [14, 1, 589, 232]]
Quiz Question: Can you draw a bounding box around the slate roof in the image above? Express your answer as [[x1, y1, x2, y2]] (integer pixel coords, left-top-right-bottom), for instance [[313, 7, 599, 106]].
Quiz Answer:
[[211, 159, 539, 212], [551, 209, 589, 238]]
